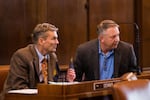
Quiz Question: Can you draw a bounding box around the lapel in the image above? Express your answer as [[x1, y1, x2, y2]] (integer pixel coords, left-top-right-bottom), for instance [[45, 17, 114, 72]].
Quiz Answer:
[[29, 44, 58, 82], [92, 39, 100, 80], [47, 53, 57, 81], [33, 57, 39, 76], [113, 46, 121, 78], [30, 45, 40, 78]]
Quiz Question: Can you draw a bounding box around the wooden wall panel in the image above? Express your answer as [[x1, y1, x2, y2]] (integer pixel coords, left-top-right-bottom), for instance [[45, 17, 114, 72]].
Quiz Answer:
[[142, 0, 150, 68], [0, 0, 25, 64], [47, 0, 87, 65], [0, 0, 144, 68], [0, 0, 48, 64], [89, 0, 135, 44], [23, 0, 48, 44]]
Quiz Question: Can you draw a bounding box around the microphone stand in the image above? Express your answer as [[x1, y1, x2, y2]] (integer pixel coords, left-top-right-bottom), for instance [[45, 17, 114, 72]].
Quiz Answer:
[[133, 23, 141, 75], [119, 23, 141, 75]]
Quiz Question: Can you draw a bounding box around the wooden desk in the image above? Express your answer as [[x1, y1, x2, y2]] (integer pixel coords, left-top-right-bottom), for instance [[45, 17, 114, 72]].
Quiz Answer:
[[4, 72, 150, 100], [4, 78, 120, 100]]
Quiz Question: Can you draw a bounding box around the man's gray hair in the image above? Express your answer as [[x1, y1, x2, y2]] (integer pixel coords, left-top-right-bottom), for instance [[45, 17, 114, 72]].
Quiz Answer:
[[31, 23, 58, 44], [97, 20, 119, 35]]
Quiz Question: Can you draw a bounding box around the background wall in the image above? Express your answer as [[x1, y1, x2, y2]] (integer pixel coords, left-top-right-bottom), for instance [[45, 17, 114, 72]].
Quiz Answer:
[[0, 0, 148, 70], [142, 0, 150, 68]]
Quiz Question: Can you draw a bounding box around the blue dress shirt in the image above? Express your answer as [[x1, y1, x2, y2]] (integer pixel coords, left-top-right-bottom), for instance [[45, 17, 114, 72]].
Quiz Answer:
[[98, 42, 114, 80]]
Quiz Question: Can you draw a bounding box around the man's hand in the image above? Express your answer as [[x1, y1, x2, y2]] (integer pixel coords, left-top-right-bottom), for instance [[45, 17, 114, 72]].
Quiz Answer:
[[121, 72, 137, 81], [66, 68, 76, 82]]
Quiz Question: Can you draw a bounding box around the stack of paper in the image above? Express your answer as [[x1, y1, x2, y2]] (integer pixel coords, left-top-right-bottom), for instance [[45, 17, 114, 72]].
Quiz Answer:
[[8, 89, 38, 94]]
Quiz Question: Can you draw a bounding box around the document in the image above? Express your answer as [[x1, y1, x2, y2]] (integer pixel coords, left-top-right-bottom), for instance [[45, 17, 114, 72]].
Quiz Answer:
[[8, 89, 38, 94], [48, 81, 79, 85]]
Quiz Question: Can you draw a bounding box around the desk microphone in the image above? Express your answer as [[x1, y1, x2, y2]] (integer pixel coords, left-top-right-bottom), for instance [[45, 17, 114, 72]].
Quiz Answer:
[[69, 57, 74, 69], [119, 22, 141, 75]]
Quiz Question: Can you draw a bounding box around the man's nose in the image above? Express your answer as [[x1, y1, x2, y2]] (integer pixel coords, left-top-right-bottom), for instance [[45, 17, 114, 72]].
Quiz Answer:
[[115, 36, 120, 42], [56, 39, 59, 44]]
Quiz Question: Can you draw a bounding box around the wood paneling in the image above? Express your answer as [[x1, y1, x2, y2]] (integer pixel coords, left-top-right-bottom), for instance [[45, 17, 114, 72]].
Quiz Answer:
[[142, 0, 150, 68], [24, 0, 48, 44], [0, 0, 87, 65], [0, 0, 144, 68], [89, 0, 135, 42], [0, 0, 49, 64], [0, 0, 25, 64], [47, 0, 87, 64]]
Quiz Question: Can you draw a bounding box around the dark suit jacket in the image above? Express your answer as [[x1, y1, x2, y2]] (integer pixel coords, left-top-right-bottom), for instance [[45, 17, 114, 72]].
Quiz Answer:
[[3, 44, 58, 92], [74, 39, 137, 81]]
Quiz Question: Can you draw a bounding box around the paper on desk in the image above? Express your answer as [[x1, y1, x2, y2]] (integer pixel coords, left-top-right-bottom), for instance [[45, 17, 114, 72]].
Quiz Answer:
[[48, 81, 79, 85], [8, 89, 38, 94]]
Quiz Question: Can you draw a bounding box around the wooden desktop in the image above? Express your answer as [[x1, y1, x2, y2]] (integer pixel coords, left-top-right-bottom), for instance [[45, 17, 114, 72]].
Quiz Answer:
[[4, 72, 150, 100]]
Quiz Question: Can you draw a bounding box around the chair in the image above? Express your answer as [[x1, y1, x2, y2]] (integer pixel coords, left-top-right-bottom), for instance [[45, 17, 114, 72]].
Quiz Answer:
[[112, 79, 150, 100], [0, 65, 9, 93]]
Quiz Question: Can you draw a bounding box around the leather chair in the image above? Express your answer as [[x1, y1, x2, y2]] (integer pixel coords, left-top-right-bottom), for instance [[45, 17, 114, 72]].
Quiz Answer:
[[0, 65, 9, 93], [112, 79, 150, 100]]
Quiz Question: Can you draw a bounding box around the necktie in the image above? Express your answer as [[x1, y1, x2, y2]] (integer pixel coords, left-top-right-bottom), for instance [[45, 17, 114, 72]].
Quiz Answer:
[[103, 56, 107, 71], [41, 58, 48, 84]]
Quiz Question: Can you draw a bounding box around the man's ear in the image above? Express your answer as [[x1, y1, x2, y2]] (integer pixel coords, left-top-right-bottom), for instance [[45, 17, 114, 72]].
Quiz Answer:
[[38, 38, 45, 45], [99, 35, 104, 43]]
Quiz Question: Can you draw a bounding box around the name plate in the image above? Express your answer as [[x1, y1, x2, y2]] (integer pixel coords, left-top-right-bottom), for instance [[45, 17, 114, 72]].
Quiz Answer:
[[93, 79, 121, 90]]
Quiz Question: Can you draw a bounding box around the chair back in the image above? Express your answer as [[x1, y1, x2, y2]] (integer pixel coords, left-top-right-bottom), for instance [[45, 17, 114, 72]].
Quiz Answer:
[[113, 79, 150, 100]]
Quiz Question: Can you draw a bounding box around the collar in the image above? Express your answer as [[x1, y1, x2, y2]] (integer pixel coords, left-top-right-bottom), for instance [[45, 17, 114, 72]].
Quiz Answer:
[[35, 46, 48, 62], [98, 40, 114, 57]]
